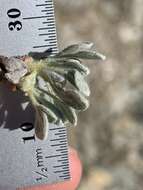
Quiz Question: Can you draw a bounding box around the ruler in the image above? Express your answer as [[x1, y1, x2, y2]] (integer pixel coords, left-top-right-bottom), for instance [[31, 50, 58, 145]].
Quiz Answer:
[[0, 0, 70, 189]]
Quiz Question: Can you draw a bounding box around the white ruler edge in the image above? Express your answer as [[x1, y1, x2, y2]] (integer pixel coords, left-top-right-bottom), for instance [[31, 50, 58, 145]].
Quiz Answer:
[[0, 0, 70, 189]]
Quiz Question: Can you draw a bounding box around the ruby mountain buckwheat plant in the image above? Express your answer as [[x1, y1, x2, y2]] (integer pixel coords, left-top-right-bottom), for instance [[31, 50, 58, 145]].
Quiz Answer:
[[0, 42, 105, 140]]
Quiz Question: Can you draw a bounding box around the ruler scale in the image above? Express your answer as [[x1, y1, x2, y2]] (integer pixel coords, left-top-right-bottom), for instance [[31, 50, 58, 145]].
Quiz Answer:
[[0, 0, 70, 189]]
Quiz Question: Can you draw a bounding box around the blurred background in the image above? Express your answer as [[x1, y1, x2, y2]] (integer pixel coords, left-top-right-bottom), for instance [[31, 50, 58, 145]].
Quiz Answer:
[[55, 0, 143, 189]]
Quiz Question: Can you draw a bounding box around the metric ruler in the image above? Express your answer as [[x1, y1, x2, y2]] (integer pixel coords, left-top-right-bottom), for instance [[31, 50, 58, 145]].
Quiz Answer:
[[0, 0, 70, 189]]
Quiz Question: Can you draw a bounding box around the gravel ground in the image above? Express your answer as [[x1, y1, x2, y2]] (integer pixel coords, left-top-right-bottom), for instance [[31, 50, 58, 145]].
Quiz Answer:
[[55, 1, 143, 189]]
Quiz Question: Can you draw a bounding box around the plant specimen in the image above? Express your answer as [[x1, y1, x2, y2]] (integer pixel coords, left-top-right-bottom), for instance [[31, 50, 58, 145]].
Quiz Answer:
[[0, 42, 105, 140]]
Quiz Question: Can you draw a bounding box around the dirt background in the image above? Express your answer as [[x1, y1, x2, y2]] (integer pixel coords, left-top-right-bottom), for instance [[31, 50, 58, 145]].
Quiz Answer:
[[55, 0, 143, 189]]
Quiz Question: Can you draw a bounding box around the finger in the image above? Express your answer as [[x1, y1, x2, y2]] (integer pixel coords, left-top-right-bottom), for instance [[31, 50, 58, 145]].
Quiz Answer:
[[18, 148, 82, 190]]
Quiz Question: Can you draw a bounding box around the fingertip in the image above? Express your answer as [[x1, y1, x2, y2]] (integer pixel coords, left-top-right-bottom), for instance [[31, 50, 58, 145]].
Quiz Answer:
[[18, 148, 82, 190]]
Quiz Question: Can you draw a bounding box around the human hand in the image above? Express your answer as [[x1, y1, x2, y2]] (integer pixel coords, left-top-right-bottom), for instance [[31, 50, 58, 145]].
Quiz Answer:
[[18, 148, 82, 190]]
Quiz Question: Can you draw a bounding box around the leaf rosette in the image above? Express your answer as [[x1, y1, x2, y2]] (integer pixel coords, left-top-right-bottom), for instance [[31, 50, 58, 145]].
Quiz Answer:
[[0, 42, 106, 140]]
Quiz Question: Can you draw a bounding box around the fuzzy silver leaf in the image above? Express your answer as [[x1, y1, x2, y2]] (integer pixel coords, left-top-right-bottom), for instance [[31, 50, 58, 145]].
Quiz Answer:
[[55, 42, 106, 60], [53, 86, 89, 111], [56, 42, 94, 57], [36, 87, 77, 125], [35, 106, 49, 140], [66, 70, 90, 97], [47, 58, 90, 76], [35, 90, 65, 123]]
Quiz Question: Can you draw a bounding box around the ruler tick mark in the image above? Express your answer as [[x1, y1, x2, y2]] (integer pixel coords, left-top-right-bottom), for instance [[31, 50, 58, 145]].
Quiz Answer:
[[54, 169, 69, 173], [61, 162, 69, 165], [45, 153, 68, 159], [59, 145, 68, 149], [58, 158, 68, 162], [48, 29, 56, 32], [59, 175, 70, 178], [61, 156, 69, 160], [44, 37, 56, 42], [50, 138, 66, 142], [49, 41, 58, 44], [50, 127, 65, 131], [38, 27, 49, 30], [59, 135, 67, 138], [58, 129, 66, 132], [36, 4, 52, 7], [56, 148, 67, 152], [33, 45, 49, 48], [39, 33, 49, 36], [51, 143, 67, 147], [23, 16, 48, 20], [59, 140, 66, 143], [63, 170, 71, 174], [53, 164, 68, 168], [60, 150, 68, 154]]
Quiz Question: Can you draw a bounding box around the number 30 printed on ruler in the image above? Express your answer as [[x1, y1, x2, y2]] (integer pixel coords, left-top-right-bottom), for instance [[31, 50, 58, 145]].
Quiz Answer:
[[7, 8, 22, 31]]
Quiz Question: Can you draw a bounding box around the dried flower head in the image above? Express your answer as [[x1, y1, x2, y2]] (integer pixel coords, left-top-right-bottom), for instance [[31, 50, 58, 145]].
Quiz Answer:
[[0, 42, 106, 140]]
